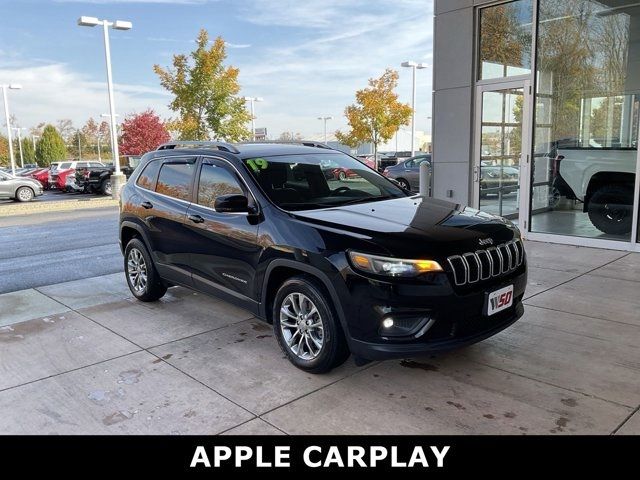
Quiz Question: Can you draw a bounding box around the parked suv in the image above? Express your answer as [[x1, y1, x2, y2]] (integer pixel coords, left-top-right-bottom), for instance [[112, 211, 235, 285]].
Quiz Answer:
[[119, 141, 527, 373]]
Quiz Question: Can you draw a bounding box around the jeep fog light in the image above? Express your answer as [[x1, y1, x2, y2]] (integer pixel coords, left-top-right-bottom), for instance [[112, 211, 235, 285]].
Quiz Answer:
[[382, 318, 394, 329]]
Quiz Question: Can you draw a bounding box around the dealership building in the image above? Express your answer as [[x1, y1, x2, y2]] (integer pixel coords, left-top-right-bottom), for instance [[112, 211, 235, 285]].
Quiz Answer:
[[432, 0, 640, 251]]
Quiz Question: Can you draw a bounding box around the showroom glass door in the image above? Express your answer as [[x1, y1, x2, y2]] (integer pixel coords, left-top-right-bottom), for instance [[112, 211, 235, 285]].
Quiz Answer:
[[474, 81, 532, 227]]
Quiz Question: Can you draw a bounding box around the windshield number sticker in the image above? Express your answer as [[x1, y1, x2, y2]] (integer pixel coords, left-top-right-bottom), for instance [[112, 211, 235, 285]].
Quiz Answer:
[[247, 158, 269, 173]]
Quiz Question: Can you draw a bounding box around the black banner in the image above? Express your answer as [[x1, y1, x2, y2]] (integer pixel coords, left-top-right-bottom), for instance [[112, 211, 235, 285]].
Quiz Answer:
[[1, 435, 636, 474]]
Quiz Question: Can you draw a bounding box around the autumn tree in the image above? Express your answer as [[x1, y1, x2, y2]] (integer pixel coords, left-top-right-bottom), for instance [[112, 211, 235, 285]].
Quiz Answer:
[[36, 125, 67, 165], [0, 135, 9, 166], [120, 109, 171, 155], [335, 69, 412, 167], [154, 29, 252, 141]]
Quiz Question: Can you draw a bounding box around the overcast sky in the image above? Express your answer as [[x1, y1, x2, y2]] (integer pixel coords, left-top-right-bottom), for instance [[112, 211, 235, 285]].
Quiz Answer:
[[0, 0, 434, 138]]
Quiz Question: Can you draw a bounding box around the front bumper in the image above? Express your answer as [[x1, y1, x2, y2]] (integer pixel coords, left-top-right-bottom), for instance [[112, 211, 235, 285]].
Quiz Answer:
[[340, 266, 527, 361]]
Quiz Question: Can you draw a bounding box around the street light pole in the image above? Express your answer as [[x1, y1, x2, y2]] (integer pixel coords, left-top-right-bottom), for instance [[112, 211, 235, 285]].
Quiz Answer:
[[401, 61, 428, 157], [317, 116, 333, 144], [97, 135, 102, 162], [32, 135, 38, 150], [243, 96, 263, 140], [77, 129, 82, 160], [1, 84, 22, 175], [13, 127, 25, 168], [78, 16, 132, 198]]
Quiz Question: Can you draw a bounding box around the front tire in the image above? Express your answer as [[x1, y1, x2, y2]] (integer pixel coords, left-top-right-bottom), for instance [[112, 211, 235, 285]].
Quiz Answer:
[[15, 186, 34, 202], [338, 171, 347, 181], [273, 276, 350, 374], [587, 185, 633, 235], [124, 238, 167, 302]]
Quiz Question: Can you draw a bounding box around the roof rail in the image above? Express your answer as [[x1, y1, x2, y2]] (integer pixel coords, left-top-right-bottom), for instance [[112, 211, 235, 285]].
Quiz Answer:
[[238, 140, 334, 150], [156, 141, 241, 154]]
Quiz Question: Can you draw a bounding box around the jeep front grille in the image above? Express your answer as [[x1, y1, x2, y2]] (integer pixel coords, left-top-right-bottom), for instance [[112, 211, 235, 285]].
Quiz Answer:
[[446, 239, 524, 286]]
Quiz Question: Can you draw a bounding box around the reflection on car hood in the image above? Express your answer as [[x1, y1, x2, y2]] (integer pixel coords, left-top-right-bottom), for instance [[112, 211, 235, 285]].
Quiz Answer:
[[292, 196, 520, 257]]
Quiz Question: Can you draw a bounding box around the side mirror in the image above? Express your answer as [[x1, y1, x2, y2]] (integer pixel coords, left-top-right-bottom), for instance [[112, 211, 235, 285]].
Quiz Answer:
[[214, 194, 249, 213]]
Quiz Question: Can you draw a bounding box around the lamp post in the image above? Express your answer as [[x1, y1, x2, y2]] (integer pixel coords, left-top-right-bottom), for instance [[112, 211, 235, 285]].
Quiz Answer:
[[78, 15, 132, 199], [13, 127, 26, 168], [77, 128, 82, 160], [401, 61, 429, 157], [1, 84, 22, 175], [243, 96, 263, 140], [97, 135, 102, 163], [317, 116, 333, 144], [100, 113, 119, 162], [32, 135, 38, 151]]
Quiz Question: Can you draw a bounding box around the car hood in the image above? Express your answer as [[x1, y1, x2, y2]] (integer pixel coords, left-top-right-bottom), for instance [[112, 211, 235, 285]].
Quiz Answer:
[[292, 196, 520, 258]]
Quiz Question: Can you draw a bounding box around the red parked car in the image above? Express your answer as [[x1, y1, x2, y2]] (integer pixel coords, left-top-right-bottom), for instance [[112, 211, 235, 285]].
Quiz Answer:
[[332, 167, 359, 181], [30, 168, 51, 189]]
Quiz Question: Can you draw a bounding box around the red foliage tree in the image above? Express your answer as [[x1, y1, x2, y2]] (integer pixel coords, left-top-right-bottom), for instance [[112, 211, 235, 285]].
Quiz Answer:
[[119, 109, 171, 155]]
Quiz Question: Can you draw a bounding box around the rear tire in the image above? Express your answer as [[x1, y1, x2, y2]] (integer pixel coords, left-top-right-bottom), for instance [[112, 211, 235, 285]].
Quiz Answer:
[[273, 276, 350, 374], [124, 238, 167, 302], [338, 171, 347, 181], [101, 179, 112, 196], [15, 186, 34, 202], [587, 185, 634, 235], [396, 178, 410, 190]]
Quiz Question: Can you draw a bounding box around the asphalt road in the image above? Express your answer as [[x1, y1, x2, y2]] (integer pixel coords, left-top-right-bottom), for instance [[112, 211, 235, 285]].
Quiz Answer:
[[0, 190, 106, 206], [0, 207, 122, 294]]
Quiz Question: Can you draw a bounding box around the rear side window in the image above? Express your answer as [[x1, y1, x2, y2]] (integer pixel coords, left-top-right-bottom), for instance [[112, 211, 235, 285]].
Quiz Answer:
[[197, 163, 244, 209], [59, 163, 72, 169], [155, 162, 194, 201], [136, 160, 161, 191]]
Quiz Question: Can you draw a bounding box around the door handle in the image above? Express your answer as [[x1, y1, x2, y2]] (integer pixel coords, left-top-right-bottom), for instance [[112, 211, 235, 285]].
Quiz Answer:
[[141, 201, 153, 209], [188, 214, 205, 224]]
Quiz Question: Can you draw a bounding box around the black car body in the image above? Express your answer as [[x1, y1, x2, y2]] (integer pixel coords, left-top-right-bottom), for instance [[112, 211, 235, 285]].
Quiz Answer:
[[119, 141, 526, 373], [76, 164, 135, 195]]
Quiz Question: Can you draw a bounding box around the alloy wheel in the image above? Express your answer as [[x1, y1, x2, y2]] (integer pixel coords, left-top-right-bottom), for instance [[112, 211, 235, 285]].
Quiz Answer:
[[279, 292, 324, 360], [17, 188, 33, 202], [127, 248, 148, 294]]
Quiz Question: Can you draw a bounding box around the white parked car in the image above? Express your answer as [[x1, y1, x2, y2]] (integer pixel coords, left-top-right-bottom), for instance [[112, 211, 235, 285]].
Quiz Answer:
[[0, 170, 44, 202], [558, 147, 636, 235]]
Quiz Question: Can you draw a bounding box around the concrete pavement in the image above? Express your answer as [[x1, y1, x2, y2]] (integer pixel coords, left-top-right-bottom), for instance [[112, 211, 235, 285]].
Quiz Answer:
[[0, 241, 638, 435]]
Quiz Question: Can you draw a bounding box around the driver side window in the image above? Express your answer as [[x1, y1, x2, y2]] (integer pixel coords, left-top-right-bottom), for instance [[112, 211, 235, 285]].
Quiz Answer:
[[197, 162, 244, 209]]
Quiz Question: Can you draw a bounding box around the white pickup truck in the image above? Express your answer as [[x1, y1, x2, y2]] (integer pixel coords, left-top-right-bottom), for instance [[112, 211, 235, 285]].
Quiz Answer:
[[558, 148, 636, 235]]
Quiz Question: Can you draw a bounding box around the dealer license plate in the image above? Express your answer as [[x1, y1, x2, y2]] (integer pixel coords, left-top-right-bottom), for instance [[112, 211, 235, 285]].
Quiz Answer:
[[485, 285, 514, 316]]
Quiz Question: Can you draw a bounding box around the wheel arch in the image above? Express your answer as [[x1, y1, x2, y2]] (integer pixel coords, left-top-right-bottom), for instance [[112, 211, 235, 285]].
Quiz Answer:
[[260, 259, 348, 334], [120, 220, 152, 255], [585, 172, 635, 209]]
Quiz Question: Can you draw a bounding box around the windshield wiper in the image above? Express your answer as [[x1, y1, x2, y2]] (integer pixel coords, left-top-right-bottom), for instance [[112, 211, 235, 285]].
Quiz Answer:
[[337, 196, 392, 206]]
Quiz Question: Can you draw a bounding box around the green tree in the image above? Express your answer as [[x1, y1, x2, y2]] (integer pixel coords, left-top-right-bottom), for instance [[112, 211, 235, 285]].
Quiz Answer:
[[36, 125, 67, 166], [335, 69, 412, 167], [154, 29, 252, 141], [21, 137, 36, 164]]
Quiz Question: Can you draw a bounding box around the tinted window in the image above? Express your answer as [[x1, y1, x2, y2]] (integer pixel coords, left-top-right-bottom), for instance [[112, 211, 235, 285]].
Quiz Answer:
[[90, 162, 103, 167], [197, 163, 244, 209], [59, 163, 72, 169], [136, 160, 161, 190], [155, 162, 194, 201]]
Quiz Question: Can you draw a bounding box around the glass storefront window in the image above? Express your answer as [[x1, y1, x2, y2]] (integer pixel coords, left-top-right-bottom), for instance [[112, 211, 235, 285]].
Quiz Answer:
[[479, 0, 534, 80], [531, 0, 639, 241]]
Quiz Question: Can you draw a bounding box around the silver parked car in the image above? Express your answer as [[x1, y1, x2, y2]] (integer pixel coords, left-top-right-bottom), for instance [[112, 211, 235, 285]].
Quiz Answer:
[[382, 154, 431, 191], [0, 170, 44, 202]]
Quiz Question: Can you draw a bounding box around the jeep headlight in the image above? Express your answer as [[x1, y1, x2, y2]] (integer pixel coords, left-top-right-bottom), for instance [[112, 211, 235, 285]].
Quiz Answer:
[[348, 251, 443, 277]]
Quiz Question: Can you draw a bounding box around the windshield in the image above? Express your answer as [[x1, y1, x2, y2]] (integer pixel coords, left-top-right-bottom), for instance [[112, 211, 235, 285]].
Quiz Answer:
[[243, 152, 408, 211]]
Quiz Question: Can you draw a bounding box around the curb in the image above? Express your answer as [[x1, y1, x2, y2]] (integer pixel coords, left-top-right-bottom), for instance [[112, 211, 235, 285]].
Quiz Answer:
[[0, 198, 118, 217]]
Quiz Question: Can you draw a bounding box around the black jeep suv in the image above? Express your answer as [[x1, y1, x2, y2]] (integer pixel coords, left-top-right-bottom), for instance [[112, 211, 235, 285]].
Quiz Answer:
[[119, 141, 527, 373]]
